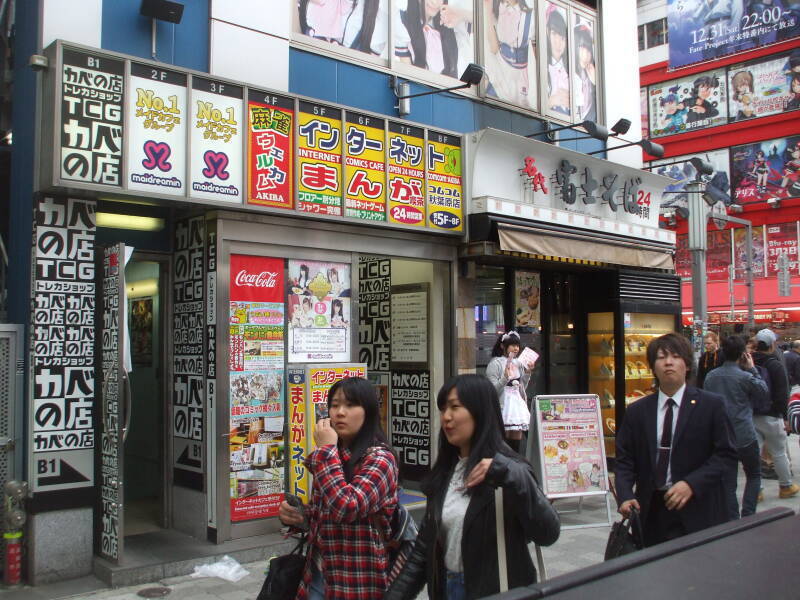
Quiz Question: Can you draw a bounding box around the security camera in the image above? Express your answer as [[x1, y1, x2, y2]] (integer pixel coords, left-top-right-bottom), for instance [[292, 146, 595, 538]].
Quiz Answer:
[[767, 197, 781, 208], [28, 54, 49, 70]]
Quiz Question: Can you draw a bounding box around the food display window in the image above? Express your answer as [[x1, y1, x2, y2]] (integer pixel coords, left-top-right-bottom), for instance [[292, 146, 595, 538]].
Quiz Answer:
[[621, 312, 675, 407], [587, 312, 616, 457]]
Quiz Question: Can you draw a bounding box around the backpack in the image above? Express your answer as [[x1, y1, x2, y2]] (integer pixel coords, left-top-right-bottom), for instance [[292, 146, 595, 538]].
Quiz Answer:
[[753, 364, 773, 415], [372, 500, 419, 586]]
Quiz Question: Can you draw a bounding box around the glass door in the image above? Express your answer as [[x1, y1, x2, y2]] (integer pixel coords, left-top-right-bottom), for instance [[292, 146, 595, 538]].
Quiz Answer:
[[548, 274, 578, 394]]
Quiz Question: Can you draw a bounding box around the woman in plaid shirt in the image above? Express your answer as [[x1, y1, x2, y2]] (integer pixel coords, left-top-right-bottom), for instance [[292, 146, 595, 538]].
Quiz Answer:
[[278, 377, 398, 599]]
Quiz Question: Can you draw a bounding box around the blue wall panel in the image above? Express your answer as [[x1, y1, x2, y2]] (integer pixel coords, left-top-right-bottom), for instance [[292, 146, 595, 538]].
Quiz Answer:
[[102, 0, 208, 71]]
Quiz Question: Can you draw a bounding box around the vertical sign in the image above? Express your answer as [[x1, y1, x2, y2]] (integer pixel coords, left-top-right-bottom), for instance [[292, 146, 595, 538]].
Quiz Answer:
[[190, 77, 244, 202], [287, 368, 309, 502], [357, 256, 391, 372], [344, 111, 386, 221], [426, 131, 463, 231], [98, 243, 123, 561], [247, 91, 294, 209], [387, 122, 426, 227], [229, 254, 286, 521], [734, 225, 766, 280], [30, 197, 96, 493], [173, 217, 205, 489], [766, 223, 799, 275], [297, 101, 343, 216], [390, 369, 431, 481], [60, 49, 124, 185], [127, 63, 187, 195]]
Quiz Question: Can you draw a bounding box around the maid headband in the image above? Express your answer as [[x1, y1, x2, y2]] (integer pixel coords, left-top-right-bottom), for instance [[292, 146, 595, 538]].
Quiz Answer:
[[502, 331, 520, 342]]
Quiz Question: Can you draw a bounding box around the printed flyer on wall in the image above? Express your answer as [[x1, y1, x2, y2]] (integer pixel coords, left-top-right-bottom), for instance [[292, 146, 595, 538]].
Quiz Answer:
[[229, 254, 286, 521], [287, 260, 351, 362], [535, 394, 607, 498], [515, 270, 541, 331]]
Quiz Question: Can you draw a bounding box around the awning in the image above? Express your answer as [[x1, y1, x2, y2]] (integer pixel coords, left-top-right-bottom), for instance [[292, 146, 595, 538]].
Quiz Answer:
[[497, 223, 674, 270]]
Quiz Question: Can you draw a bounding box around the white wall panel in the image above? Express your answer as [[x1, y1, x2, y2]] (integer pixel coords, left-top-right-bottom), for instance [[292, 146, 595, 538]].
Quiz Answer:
[[41, 0, 102, 50], [209, 20, 289, 92], [602, 0, 643, 168], [210, 0, 290, 39]]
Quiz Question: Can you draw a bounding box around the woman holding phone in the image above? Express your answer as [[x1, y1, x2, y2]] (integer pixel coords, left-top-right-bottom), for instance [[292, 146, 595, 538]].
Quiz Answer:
[[278, 377, 398, 599], [486, 331, 532, 452]]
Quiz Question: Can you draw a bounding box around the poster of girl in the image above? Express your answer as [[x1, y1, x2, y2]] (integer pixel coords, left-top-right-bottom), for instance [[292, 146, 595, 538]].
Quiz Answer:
[[730, 70, 754, 121], [787, 73, 800, 112], [483, 0, 537, 110], [330, 298, 349, 328], [545, 2, 570, 117], [572, 18, 596, 122], [750, 150, 769, 193], [394, 0, 474, 80], [297, 0, 389, 57]]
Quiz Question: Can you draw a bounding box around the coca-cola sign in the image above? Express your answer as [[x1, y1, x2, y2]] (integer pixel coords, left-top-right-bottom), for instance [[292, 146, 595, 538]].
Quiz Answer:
[[235, 270, 278, 288], [230, 255, 284, 303]]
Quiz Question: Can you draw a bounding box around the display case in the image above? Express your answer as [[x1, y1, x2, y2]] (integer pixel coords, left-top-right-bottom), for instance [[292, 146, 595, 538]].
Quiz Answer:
[[588, 312, 677, 459]]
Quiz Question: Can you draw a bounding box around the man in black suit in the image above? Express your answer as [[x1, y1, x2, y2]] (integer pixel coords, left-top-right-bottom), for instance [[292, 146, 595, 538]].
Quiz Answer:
[[616, 333, 737, 547]]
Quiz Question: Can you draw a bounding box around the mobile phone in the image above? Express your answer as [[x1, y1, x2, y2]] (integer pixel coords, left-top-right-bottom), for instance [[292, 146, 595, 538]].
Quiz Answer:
[[285, 493, 303, 508]]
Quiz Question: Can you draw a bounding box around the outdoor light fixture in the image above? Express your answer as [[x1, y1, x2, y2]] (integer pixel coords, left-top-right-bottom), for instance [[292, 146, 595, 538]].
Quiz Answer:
[[529, 119, 609, 143], [662, 209, 677, 226], [644, 156, 713, 177], [543, 118, 627, 143], [587, 138, 665, 158], [96, 212, 165, 231], [729, 204, 744, 213], [141, 0, 184, 60], [767, 197, 781, 208], [392, 63, 484, 117], [610, 119, 632, 136]]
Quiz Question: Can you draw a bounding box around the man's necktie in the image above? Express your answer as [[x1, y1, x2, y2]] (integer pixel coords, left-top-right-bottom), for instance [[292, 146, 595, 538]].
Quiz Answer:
[[655, 398, 676, 489]]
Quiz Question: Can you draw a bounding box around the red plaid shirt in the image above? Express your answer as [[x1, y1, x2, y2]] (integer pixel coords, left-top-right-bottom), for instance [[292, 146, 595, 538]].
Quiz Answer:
[[296, 444, 398, 599]]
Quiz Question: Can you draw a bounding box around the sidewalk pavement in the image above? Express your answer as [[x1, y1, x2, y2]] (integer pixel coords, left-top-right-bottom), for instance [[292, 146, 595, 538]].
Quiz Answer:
[[5, 440, 799, 599]]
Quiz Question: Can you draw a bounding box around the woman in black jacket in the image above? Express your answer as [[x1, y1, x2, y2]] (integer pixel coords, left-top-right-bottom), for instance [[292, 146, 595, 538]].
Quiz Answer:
[[386, 375, 560, 599]]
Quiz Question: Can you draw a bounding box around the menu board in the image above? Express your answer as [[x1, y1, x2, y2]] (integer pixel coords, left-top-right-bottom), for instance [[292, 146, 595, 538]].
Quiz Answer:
[[297, 101, 343, 216], [344, 111, 386, 221], [426, 131, 463, 231], [766, 222, 799, 275], [387, 122, 426, 227], [190, 77, 243, 202], [127, 63, 186, 195], [246, 90, 294, 209], [228, 254, 285, 521], [535, 394, 608, 498], [60, 49, 124, 185], [390, 286, 428, 364], [287, 260, 351, 362]]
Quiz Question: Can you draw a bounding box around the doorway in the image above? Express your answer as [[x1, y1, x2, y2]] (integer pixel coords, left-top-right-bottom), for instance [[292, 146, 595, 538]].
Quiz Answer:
[[123, 255, 169, 537]]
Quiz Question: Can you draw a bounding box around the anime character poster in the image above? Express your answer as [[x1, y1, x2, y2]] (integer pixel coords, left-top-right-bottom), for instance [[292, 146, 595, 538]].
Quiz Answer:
[[667, 0, 800, 69], [733, 225, 766, 280], [648, 70, 728, 137], [483, 0, 538, 111], [288, 260, 351, 362], [572, 14, 597, 123], [129, 297, 153, 366], [707, 229, 732, 281], [545, 2, 571, 119], [675, 234, 691, 278], [728, 51, 800, 123], [731, 134, 800, 204], [393, 0, 474, 81], [293, 0, 390, 58], [640, 87, 649, 139], [514, 270, 541, 331], [652, 149, 731, 216]]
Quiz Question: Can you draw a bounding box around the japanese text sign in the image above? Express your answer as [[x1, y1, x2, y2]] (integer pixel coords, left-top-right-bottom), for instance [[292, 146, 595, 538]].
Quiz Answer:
[[426, 131, 463, 231], [247, 91, 294, 209], [344, 111, 387, 222], [387, 122, 426, 227], [298, 101, 343, 217]]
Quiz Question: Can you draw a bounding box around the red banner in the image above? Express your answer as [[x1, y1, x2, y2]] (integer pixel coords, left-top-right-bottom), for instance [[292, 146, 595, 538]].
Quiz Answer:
[[706, 230, 731, 282], [246, 92, 294, 209], [766, 222, 799, 276], [230, 254, 284, 302]]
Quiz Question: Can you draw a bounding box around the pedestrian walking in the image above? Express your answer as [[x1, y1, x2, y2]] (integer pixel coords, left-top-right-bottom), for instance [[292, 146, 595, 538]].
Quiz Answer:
[[486, 331, 533, 453], [615, 333, 737, 547], [277, 377, 399, 599], [703, 335, 768, 519], [386, 374, 560, 600], [696, 331, 723, 388], [784, 340, 800, 394], [751, 328, 800, 500]]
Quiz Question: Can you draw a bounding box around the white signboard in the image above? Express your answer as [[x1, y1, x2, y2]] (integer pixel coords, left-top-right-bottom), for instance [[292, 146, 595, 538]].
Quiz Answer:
[[467, 129, 675, 245], [189, 77, 244, 203], [126, 63, 187, 195], [390, 285, 428, 364]]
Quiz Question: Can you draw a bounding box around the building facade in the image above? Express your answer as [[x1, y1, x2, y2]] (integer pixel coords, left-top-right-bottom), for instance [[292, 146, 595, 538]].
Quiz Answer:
[[638, 0, 800, 342], [1, 0, 679, 585]]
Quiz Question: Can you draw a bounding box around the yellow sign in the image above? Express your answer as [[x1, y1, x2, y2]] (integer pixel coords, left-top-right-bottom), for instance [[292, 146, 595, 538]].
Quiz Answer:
[[344, 112, 386, 221], [297, 101, 342, 217], [426, 131, 463, 232], [388, 122, 426, 227]]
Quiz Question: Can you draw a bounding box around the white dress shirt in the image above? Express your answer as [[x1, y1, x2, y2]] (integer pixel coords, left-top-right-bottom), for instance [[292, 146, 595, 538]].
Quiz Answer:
[[656, 384, 686, 488]]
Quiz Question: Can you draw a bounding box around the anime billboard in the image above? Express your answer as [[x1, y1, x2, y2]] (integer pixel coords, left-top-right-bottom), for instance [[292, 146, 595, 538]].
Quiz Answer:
[[667, 0, 800, 69], [648, 70, 728, 137], [728, 50, 800, 122], [731, 135, 800, 204]]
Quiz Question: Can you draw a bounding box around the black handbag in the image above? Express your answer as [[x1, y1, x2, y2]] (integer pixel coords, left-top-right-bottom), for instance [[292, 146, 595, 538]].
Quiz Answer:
[[257, 537, 307, 600], [604, 507, 643, 560]]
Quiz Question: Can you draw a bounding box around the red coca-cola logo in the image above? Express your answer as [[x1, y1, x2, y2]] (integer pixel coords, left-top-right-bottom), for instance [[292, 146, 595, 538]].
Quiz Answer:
[[235, 270, 278, 288]]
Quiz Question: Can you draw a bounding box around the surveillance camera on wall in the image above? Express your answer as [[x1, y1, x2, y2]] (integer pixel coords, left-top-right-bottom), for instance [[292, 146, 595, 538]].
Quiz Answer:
[[767, 197, 781, 208]]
